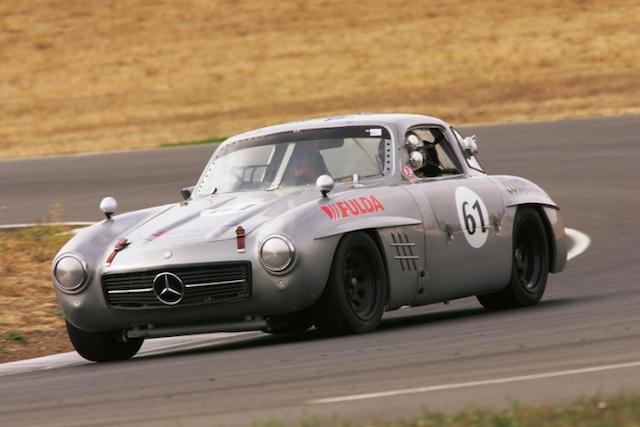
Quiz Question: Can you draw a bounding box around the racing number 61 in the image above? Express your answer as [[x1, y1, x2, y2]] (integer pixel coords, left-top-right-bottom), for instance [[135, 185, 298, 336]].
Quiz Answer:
[[455, 186, 490, 249], [462, 200, 486, 235]]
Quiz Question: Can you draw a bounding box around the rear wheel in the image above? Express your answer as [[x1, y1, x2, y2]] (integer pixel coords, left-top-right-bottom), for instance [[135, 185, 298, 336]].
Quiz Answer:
[[65, 320, 144, 362], [312, 232, 387, 334], [477, 207, 549, 310]]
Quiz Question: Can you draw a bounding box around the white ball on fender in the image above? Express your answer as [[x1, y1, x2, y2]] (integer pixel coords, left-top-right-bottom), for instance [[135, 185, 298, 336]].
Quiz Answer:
[[100, 196, 118, 219]]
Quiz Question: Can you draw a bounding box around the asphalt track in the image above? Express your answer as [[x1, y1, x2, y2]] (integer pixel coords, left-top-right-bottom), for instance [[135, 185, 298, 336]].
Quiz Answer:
[[1, 115, 639, 426]]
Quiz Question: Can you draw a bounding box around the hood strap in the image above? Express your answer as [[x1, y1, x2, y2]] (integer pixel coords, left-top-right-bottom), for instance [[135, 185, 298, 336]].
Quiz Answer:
[[106, 239, 131, 265]]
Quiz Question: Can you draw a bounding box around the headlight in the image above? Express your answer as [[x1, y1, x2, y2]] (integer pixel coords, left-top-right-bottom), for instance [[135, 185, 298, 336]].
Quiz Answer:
[[260, 235, 295, 273], [53, 254, 88, 293]]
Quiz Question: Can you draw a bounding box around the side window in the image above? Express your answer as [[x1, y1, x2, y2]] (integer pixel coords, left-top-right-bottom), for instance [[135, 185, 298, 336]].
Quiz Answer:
[[452, 127, 484, 172], [405, 127, 462, 179]]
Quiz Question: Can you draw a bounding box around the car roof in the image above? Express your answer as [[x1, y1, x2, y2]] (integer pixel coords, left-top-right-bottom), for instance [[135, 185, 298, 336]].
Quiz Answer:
[[225, 113, 449, 143]]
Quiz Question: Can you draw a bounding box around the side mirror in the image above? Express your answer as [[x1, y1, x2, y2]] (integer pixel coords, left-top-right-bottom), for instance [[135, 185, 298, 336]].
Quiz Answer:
[[99, 196, 118, 220], [181, 186, 195, 200], [462, 135, 478, 156], [316, 175, 335, 198]]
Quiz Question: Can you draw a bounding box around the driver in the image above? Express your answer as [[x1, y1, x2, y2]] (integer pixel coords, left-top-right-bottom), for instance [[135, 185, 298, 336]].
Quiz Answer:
[[283, 141, 329, 185]]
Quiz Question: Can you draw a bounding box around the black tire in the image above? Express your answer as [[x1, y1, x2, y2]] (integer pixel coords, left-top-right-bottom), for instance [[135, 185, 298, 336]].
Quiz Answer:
[[263, 311, 313, 335], [477, 207, 549, 310], [312, 232, 387, 334], [65, 320, 144, 362]]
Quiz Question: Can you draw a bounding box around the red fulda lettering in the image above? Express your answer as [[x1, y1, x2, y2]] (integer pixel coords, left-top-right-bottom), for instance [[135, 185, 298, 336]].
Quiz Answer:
[[331, 204, 340, 219], [370, 195, 385, 212], [336, 201, 349, 218], [359, 196, 374, 213], [346, 200, 362, 216], [354, 197, 368, 214], [320, 195, 385, 220], [320, 205, 336, 220]]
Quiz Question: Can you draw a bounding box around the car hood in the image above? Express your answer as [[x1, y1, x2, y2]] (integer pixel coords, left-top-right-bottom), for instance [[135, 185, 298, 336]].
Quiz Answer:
[[118, 189, 319, 247]]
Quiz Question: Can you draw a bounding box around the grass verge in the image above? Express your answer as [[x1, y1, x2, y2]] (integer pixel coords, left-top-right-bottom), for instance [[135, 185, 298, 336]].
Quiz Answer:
[[263, 394, 640, 426], [160, 136, 226, 148]]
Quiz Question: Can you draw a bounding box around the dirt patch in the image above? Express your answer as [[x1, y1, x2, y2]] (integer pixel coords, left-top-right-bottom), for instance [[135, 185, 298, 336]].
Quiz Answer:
[[0, 225, 74, 362], [0, 0, 638, 158], [1, 330, 72, 363]]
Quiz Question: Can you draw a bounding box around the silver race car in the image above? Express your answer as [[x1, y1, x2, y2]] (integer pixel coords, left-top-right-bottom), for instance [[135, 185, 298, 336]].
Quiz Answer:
[[52, 114, 567, 361]]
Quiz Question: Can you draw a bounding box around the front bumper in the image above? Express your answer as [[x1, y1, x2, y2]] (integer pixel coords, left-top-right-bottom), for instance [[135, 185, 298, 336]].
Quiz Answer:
[[55, 237, 337, 333]]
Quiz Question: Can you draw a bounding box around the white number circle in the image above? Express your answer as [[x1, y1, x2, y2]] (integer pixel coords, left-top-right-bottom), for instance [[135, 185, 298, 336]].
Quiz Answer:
[[455, 186, 490, 249]]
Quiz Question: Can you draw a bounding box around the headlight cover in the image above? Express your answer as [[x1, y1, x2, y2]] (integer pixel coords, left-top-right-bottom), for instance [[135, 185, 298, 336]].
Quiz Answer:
[[53, 254, 88, 293], [260, 235, 295, 274]]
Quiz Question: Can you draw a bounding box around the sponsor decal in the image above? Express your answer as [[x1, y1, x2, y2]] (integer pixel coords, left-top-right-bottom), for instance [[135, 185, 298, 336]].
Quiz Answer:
[[402, 164, 415, 179], [320, 195, 385, 220]]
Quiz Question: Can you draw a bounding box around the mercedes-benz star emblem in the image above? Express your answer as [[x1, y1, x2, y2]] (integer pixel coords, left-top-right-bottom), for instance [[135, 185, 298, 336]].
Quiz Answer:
[[152, 272, 185, 305]]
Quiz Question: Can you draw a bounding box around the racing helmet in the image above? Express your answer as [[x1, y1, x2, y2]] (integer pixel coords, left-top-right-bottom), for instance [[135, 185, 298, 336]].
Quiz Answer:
[[406, 133, 420, 151], [409, 150, 424, 170]]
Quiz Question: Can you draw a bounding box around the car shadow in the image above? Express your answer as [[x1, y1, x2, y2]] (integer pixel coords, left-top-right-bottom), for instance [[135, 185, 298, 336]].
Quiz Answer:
[[133, 297, 580, 362]]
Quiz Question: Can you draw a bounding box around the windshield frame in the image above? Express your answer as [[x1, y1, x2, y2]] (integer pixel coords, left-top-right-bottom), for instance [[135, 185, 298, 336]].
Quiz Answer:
[[193, 125, 396, 197]]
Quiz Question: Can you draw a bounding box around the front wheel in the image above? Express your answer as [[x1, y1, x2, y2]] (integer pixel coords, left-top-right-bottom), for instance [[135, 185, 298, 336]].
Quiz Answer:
[[312, 232, 387, 335], [477, 207, 549, 310], [65, 320, 144, 362]]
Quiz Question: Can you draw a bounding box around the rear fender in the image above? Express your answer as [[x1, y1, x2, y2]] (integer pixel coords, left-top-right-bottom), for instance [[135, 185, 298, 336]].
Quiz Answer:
[[492, 175, 558, 209], [492, 176, 567, 273], [539, 205, 567, 273]]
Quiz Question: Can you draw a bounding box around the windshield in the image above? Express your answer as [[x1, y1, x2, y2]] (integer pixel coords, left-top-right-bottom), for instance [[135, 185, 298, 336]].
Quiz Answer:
[[194, 126, 391, 196]]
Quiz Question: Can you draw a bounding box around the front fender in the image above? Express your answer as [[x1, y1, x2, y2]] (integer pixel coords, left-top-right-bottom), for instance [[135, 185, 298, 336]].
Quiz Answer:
[[253, 185, 424, 306], [314, 215, 421, 239], [53, 204, 174, 278]]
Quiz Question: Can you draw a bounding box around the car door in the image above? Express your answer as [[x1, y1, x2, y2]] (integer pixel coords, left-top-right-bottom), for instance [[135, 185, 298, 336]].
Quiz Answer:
[[406, 127, 511, 304]]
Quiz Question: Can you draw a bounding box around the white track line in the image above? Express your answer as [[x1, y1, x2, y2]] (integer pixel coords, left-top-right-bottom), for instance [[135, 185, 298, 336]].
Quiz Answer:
[[309, 360, 640, 404], [0, 332, 252, 376], [565, 227, 591, 261]]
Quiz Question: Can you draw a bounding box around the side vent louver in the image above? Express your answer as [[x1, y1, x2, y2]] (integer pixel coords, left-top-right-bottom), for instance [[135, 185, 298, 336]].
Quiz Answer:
[[390, 232, 419, 271]]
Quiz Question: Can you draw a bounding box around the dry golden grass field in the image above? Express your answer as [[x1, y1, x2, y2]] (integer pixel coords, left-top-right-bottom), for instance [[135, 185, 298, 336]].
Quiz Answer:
[[0, 0, 639, 159]]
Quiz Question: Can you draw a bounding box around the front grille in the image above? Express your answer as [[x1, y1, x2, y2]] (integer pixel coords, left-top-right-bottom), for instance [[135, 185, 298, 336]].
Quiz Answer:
[[102, 262, 251, 309]]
